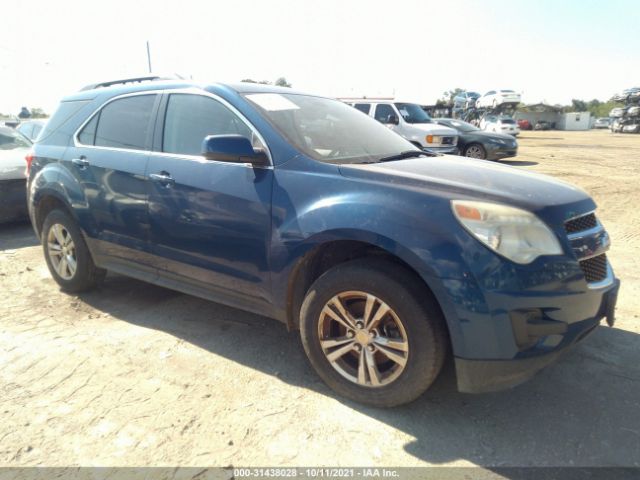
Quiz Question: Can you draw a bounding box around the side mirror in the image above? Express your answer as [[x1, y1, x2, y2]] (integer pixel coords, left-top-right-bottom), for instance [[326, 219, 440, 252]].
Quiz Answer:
[[386, 114, 399, 125], [201, 135, 269, 166]]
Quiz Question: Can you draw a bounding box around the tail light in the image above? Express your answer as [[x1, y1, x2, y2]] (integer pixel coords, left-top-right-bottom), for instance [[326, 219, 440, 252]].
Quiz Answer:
[[25, 150, 34, 178]]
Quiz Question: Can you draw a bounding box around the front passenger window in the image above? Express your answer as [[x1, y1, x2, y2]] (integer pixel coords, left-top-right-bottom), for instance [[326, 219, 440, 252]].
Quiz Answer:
[[163, 94, 254, 156]]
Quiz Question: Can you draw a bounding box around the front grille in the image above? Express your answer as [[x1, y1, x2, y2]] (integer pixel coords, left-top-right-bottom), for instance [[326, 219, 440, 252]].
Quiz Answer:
[[579, 254, 608, 283], [565, 213, 597, 234], [442, 136, 455, 145]]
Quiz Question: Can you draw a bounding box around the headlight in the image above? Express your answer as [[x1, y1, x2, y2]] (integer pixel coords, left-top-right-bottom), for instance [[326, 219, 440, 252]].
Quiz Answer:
[[426, 135, 442, 144], [490, 138, 507, 145], [451, 200, 562, 264]]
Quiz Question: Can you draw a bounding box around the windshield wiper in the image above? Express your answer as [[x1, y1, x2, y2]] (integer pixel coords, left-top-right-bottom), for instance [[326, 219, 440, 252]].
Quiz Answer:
[[378, 150, 435, 162]]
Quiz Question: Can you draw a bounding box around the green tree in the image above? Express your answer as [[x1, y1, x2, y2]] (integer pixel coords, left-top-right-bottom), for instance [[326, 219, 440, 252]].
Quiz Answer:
[[240, 78, 271, 85], [440, 88, 465, 106], [274, 77, 292, 88], [30, 108, 48, 119]]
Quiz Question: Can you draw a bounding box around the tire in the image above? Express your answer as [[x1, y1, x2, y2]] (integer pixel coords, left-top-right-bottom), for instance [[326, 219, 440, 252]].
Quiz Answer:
[[464, 143, 487, 159], [299, 259, 447, 407], [41, 209, 106, 292]]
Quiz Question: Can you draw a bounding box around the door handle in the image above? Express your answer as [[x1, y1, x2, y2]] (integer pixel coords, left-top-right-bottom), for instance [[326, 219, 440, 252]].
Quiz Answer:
[[149, 172, 175, 186], [71, 157, 89, 168]]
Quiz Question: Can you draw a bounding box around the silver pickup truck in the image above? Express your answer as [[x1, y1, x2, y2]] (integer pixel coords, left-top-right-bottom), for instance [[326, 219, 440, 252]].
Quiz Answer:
[[343, 99, 459, 154]]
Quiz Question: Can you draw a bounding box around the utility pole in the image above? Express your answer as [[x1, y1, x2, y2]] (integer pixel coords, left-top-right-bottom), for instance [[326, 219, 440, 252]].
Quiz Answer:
[[146, 41, 152, 73]]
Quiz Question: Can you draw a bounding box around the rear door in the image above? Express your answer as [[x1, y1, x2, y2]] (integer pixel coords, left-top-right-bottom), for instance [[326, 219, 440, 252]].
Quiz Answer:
[[145, 91, 274, 310], [65, 92, 160, 270]]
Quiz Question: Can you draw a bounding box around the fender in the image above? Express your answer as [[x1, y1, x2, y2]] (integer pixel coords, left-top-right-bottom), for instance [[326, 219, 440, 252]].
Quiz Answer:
[[30, 162, 98, 238], [268, 180, 470, 352]]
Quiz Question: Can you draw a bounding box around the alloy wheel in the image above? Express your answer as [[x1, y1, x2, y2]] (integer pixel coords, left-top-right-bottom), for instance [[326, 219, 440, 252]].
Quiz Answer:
[[317, 291, 409, 387], [47, 224, 77, 280], [465, 145, 484, 159]]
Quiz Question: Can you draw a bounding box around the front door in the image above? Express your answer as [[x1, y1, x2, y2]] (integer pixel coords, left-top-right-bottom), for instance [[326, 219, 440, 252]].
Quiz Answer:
[[146, 92, 273, 310]]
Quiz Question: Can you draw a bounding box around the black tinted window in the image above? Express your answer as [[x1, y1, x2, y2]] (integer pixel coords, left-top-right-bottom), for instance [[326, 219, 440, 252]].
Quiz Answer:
[[94, 95, 156, 150], [78, 114, 99, 145], [374, 104, 396, 123], [353, 103, 371, 114], [163, 94, 251, 156]]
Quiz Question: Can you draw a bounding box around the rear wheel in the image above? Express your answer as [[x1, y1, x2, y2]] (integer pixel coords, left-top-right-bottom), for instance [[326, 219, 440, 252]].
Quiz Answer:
[[464, 143, 487, 159], [42, 209, 105, 292], [300, 259, 447, 407]]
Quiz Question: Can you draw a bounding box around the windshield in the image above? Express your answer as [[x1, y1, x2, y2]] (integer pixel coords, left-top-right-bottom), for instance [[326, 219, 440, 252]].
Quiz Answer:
[[394, 103, 432, 124], [437, 119, 478, 133], [245, 93, 417, 164]]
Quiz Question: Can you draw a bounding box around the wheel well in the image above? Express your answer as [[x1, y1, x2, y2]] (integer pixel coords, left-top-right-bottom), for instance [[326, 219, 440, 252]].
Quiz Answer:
[[286, 240, 444, 332], [34, 196, 71, 236], [464, 142, 483, 152]]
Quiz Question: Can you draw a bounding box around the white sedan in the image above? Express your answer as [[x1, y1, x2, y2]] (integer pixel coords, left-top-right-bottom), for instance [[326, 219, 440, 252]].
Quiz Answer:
[[476, 90, 521, 109], [480, 115, 521, 136], [0, 126, 32, 223]]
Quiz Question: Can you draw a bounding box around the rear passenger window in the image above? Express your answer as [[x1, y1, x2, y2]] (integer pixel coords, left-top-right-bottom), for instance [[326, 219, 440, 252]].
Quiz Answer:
[[163, 94, 252, 156], [353, 103, 371, 114], [91, 95, 157, 150]]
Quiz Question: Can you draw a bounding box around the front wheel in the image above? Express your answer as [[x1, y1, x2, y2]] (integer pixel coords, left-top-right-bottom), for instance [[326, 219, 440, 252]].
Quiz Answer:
[[464, 143, 487, 159], [300, 259, 447, 407], [42, 209, 106, 292]]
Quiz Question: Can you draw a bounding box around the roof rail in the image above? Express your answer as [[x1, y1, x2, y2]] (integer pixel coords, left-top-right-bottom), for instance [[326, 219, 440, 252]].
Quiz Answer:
[[80, 75, 179, 91]]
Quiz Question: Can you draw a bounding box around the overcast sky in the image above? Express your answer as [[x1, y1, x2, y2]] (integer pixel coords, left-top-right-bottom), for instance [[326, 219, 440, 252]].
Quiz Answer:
[[1, 0, 639, 114]]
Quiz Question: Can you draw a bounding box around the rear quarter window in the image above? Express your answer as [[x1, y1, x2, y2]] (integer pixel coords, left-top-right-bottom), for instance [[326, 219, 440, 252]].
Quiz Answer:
[[38, 100, 91, 142]]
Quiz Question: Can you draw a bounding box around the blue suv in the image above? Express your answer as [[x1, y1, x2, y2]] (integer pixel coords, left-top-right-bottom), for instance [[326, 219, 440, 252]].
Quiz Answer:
[[27, 77, 619, 406]]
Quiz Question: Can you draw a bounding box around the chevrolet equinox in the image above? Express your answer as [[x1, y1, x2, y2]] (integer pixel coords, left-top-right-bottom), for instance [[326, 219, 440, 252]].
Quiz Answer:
[[26, 77, 619, 406]]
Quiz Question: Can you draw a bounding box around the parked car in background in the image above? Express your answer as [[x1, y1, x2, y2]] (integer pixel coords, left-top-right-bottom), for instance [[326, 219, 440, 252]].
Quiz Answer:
[[626, 106, 640, 117], [27, 77, 619, 406], [346, 100, 458, 153], [622, 123, 640, 133], [434, 118, 518, 160], [16, 120, 46, 141], [0, 126, 32, 222], [480, 115, 520, 136], [476, 90, 521, 109], [610, 107, 627, 118], [535, 120, 552, 131], [517, 119, 532, 130], [452, 91, 481, 109], [594, 117, 612, 129], [2, 116, 20, 128], [610, 118, 624, 133]]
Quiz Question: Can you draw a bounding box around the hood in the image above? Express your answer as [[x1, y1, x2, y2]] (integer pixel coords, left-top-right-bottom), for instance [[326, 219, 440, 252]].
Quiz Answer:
[[0, 147, 28, 181], [339, 155, 593, 220], [405, 123, 457, 136], [462, 130, 517, 142]]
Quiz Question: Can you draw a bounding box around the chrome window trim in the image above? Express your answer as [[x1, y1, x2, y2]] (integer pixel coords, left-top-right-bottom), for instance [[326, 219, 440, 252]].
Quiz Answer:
[[73, 87, 273, 167], [73, 90, 162, 155]]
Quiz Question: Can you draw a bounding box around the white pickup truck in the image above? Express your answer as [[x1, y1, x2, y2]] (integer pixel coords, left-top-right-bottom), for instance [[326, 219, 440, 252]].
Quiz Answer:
[[343, 100, 459, 154]]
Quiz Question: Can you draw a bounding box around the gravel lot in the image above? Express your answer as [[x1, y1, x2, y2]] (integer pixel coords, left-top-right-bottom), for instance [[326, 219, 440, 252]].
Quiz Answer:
[[1, 130, 639, 468]]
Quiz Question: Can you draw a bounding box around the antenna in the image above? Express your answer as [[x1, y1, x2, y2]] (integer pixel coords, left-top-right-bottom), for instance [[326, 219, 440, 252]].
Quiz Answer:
[[146, 41, 152, 73]]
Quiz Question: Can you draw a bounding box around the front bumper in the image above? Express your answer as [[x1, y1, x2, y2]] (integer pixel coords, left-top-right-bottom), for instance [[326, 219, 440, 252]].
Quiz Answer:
[[0, 178, 28, 223], [423, 145, 459, 155], [486, 144, 518, 160], [456, 277, 619, 392]]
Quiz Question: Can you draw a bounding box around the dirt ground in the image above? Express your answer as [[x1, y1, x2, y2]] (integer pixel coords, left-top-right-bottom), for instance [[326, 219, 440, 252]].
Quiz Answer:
[[1, 130, 639, 469]]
